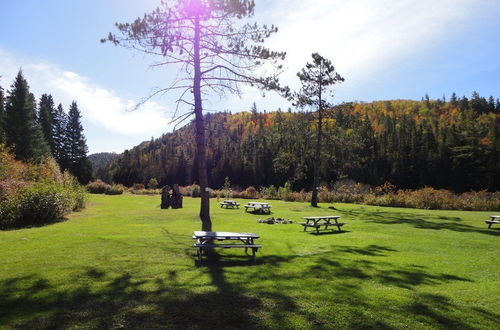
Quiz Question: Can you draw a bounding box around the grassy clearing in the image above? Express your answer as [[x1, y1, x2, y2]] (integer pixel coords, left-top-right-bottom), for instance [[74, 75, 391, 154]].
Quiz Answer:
[[1, 194, 498, 329]]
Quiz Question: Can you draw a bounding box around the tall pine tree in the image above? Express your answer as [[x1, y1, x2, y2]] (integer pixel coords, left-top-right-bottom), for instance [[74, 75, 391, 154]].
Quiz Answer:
[[38, 93, 57, 155], [53, 103, 69, 168], [294, 53, 344, 207], [66, 101, 92, 183], [4, 70, 49, 162]]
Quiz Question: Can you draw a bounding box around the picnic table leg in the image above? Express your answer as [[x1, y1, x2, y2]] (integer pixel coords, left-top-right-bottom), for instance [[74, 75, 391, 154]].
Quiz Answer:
[[244, 238, 251, 255], [197, 247, 202, 262], [334, 219, 342, 232], [488, 222, 492, 229], [252, 248, 256, 262]]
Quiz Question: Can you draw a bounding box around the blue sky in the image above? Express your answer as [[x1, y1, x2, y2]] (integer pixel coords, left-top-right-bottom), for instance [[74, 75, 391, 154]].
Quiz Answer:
[[1, 0, 499, 153]]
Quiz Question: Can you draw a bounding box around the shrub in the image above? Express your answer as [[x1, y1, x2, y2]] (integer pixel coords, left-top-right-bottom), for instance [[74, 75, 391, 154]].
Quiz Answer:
[[260, 185, 279, 199], [130, 188, 160, 195], [289, 189, 311, 202], [86, 179, 111, 194], [132, 183, 145, 191], [374, 182, 396, 196], [241, 186, 259, 199], [329, 180, 372, 203], [182, 184, 201, 197], [278, 182, 293, 201], [458, 191, 500, 211], [148, 178, 158, 189], [106, 184, 125, 195], [0, 181, 85, 229], [0, 146, 86, 229], [63, 174, 86, 211]]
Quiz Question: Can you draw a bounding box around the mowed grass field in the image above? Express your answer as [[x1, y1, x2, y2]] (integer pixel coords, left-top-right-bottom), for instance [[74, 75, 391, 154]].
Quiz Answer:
[[0, 194, 498, 329]]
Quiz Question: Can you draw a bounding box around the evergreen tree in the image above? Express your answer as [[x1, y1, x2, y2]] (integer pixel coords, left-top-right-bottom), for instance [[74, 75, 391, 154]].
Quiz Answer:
[[450, 92, 458, 106], [53, 103, 69, 168], [4, 70, 49, 162], [66, 101, 92, 183], [459, 96, 469, 111], [424, 94, 431, 108], [38, 93, 57, 155], [487, 96, 495, 113], [470, 91, 488, 114]]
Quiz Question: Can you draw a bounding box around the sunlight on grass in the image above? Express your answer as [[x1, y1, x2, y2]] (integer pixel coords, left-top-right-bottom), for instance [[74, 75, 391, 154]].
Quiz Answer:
[[0, 194, 498, 328]]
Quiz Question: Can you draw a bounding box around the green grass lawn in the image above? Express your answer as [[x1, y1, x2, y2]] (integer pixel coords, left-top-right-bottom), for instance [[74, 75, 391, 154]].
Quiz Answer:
[[1, 194, 498, 329]]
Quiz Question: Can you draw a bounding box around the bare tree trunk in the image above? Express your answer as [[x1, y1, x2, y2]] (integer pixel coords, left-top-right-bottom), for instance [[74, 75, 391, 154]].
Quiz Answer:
[[311, 107, 322, 207], [193, 15, 212, 231], [311, 82, 323, 207]]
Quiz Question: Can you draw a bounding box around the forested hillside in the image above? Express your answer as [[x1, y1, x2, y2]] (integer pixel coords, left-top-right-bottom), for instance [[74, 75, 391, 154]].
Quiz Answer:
[[88, 152, 119, 178], [99, 94, 500, 192]]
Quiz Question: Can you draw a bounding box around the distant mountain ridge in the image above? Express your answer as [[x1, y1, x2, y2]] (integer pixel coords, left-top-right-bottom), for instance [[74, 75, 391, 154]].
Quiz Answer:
[[88, 152, 120, 178]]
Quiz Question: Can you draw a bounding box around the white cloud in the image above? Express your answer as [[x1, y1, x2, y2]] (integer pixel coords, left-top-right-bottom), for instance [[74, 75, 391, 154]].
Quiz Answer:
[[266, 0, 481, 87], [0, 48, 173, 137], [222, 0, 488, 111]]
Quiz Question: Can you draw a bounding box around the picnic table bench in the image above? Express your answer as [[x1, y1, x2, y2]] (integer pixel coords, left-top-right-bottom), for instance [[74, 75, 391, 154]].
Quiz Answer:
[[486, 215, 500, 229], [219, 200, 240, 209], [243, 202, 272, 214], [299, 216, 346, 234], [192, 231, 261, 262]]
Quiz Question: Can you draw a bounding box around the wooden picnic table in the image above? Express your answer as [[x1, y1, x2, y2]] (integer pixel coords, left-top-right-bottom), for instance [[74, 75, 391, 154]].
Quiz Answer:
[[192, 231, 261, 262], [299, 216, 346, 234], [485, 215, 500, 229], [243, 202, 272, 214], [219, 200, 240, 209]]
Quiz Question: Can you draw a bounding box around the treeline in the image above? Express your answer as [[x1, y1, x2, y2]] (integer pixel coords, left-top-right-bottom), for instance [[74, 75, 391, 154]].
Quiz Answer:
[[99, 93, 500, 193], [0, 70, 91, 183]]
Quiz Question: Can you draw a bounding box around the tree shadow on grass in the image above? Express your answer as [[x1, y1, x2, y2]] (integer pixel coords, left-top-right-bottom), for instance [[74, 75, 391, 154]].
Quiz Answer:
[[0, 217, 68, 231], [0, 244, 496, 329], [337, 244, 397, 256], [339, 208, 499, 237]]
